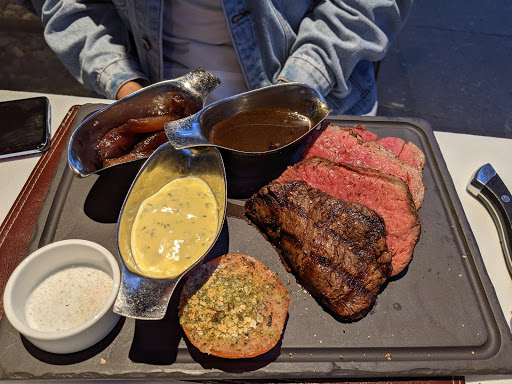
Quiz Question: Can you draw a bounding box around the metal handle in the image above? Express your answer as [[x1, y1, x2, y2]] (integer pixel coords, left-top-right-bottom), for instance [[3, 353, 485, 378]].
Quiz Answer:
[[164, 114, 212, 150], [114, 263, 178, 320], [468, 163, 512, 277]]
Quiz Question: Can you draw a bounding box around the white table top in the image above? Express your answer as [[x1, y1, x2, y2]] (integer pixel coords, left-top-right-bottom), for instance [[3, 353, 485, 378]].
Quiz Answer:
[[1, 90, 511, 383]]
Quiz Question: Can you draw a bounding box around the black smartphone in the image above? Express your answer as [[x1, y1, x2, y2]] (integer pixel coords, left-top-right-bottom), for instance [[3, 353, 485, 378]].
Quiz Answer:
[[0, 97, 51, 159]]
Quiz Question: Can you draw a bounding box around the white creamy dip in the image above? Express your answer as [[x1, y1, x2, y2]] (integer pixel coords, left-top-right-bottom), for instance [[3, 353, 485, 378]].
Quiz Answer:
[[25, 266, 113, 332]]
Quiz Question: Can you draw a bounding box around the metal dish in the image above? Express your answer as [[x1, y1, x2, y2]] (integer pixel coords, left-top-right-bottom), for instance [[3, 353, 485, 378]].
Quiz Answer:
[[114, 142, 227, 320], [68, 69, 220, 177]]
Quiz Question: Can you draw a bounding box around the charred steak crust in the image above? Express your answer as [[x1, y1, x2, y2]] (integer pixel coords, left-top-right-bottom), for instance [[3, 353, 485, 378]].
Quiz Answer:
[[245, 180, 392, 320], [276, 156, 421, 276]]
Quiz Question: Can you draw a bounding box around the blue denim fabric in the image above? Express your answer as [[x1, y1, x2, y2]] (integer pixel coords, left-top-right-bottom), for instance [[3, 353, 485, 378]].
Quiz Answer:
[[37, 0, 411, 115]]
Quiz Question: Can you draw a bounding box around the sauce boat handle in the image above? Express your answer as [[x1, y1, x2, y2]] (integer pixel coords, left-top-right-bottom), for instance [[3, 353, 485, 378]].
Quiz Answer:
[[165, 114, 212, 150]]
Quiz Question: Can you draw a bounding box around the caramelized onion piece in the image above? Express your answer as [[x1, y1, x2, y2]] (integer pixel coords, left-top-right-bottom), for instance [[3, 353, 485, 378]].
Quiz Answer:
[[96, 114, 178, 162], [96, 93, 201, 168], [102, 131, 169, 168], [96, 129, 137, 161], [121, 113, 181, 134]]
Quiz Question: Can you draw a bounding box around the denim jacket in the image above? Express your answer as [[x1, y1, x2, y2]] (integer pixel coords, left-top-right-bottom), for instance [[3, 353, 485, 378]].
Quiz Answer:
[[32, 0, 411, 115]]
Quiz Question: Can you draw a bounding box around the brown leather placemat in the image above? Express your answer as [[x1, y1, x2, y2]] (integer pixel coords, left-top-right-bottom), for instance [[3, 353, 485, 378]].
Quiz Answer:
[[0, 105, 80, 318]]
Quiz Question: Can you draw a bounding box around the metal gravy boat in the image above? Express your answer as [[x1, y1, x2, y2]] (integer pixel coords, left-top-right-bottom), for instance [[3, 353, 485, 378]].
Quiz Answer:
[[164, 83, 331, 198], [68, 68, 221, 177], [114, 142, 227, 320]]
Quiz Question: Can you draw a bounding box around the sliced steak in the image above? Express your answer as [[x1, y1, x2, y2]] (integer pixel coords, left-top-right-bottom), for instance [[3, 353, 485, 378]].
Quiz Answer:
[[352, 125, 378, 141], [375, 136, 426, 172], [304, 125, 425, 208], [351, 126, 426, 172], [276, 157, 420, 276], [397, 141, 426, 171], [377, 136, 406, 157], [245, 180, 392, 320]]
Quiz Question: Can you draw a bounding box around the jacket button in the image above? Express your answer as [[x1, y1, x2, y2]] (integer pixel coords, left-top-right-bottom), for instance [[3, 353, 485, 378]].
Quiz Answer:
[[141, 39, 151, 51]]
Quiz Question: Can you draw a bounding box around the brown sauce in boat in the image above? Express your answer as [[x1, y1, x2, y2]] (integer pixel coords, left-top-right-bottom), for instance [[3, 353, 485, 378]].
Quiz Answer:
[[208, 108, 313, 152]]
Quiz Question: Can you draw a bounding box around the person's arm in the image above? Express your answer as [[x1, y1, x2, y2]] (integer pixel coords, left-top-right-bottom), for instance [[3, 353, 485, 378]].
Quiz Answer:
[[278, 0, 412, 98], [116, 80, 144, 99], [37, 0, 149, 99]]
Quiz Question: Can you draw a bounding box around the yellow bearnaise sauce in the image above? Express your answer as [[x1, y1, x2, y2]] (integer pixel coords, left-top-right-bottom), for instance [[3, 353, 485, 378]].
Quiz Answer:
[[131, 176, 219, 279]]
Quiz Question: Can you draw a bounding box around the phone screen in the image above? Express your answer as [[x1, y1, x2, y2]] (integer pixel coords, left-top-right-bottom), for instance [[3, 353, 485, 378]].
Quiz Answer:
[[0, 97, 51, 159]]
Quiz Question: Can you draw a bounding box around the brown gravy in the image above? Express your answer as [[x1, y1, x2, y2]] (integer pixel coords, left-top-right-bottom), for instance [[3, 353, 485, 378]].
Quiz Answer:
[[208, 108, 313, 152]]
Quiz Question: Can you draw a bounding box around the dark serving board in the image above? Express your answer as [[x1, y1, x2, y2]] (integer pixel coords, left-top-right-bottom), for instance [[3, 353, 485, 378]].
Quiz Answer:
[[1, 105, 512, 381]]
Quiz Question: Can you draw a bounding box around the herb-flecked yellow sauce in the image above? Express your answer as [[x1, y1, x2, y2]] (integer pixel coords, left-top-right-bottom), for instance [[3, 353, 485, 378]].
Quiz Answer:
[[131, 176, 218, 278]]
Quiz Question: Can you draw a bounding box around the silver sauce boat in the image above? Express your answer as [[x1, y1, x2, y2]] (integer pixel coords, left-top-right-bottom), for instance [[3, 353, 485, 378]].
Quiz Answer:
[[165, 82, 331, 198], [68, 68, 221, 177], [114, 142, 226, 320]]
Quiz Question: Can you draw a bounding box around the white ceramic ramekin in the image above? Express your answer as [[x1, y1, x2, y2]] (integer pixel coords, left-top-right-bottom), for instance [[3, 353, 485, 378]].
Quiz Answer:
[[3, 239, 121, 354]]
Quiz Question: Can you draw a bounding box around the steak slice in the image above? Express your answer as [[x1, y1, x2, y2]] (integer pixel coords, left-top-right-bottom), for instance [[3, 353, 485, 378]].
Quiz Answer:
[[245, 180, 392, 319], [276, 157, 420, 276], [304, 125, 426, 209], [377, 136, 406, 157], [397, 141, 426, 171], [350, 126, 426, 171], [374, 136, 426, 171], [352, 125, 378, 141]]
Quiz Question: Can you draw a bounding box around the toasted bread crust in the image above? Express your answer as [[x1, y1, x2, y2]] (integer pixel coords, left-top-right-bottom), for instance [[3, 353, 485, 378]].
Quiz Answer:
[[179, 254, 290, 359]]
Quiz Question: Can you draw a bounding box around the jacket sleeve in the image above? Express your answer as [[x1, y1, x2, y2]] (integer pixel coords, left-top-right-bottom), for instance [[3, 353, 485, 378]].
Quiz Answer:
[[278, 0, 412, 98], [36, 0, 149, 99]]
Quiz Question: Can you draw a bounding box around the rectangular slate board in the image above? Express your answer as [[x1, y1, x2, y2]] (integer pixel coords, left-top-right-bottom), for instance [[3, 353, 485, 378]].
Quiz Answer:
[[1, 106, 512, 381]]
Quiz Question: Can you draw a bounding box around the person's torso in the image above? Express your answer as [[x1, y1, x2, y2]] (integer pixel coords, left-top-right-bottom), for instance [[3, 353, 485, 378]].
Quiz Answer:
[[111, 0, 377, 115], [161, 0, 248, 102]]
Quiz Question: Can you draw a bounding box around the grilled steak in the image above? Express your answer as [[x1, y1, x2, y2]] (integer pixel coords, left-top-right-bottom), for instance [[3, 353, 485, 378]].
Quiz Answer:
[[276, 157, 420, 276], [245, 180, 392, 319], [304, 125, 426, 209]]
